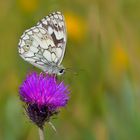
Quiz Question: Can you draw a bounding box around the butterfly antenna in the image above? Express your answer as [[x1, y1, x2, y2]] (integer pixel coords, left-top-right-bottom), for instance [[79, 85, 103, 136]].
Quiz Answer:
[[65, 67, 78, 75], [48, 121, 57, 133]]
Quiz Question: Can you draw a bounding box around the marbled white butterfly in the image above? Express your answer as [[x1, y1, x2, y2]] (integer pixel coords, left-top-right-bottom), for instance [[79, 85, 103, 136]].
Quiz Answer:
[[18, 11, 67, 75]]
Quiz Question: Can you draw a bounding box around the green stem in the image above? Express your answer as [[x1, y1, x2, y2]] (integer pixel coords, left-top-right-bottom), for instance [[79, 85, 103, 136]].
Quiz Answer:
[[38, 127, 45, 140]]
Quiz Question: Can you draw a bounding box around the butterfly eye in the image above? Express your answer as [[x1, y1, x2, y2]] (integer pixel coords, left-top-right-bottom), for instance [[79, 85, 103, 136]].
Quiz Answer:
[[59, 69, 64, 74]]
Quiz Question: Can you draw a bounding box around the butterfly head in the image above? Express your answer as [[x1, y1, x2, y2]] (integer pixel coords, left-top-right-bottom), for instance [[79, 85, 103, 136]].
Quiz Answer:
[[44, 65, 65, 75], [56, 65, 65, 75]]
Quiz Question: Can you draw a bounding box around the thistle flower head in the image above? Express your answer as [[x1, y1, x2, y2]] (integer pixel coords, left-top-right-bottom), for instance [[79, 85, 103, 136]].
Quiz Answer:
[[19, 72, 69, 128]]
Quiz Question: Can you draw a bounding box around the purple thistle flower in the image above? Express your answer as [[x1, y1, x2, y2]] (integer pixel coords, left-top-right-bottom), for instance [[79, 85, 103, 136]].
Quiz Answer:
[[19, 72, 69, 128]]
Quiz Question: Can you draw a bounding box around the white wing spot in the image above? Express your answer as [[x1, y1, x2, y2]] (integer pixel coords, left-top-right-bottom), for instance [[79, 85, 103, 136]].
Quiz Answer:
[[58, 15, 63, 20], [54, 30, 62, 40], [58, 22, 63, 28], [56, 11, 61, 14], [56, 48, 62, 58], [19, 48, 24, 54], [46, 39, 55, 47], [33, 28, 39, 32], [43, 50, 52, 61], [37, 23, 42, 27], [25, 57, 36, 62], [51, 53, 56, 61], [28, 31, 33, 35], [20, 41, 25, 46], [39, 28, 46, 34], [46, 17, 50, 21], [48, 26, 53, 34], [52, 19, 57, 25], [23, 35, 29, 40], [32, 39, 39, 47], [54, 14, 58, 18], [33, 34, 48, 49], [54, 57, 58, 63], [42, 20, 48, 25], [24, 52, 34, 57], [30, 46, 38, 53], [36, 61, 44, 65]]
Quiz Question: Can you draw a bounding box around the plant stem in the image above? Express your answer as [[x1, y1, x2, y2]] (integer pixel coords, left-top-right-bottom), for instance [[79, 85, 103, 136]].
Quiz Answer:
[[39, 127, 45, 140]]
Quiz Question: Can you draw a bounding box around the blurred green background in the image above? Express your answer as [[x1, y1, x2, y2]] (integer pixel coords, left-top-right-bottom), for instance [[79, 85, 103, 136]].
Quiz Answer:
[[0, 0, 140, 140]]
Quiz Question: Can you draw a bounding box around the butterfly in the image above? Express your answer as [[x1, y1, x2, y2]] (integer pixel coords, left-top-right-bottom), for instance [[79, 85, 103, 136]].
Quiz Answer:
[[18, 11, 67, 75]]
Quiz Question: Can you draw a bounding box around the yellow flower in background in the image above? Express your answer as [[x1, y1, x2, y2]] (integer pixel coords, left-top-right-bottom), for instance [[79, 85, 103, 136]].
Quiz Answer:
[[19, 0, 38, 13], [64, 12, 87, 41], [111, 39, 128, 74]]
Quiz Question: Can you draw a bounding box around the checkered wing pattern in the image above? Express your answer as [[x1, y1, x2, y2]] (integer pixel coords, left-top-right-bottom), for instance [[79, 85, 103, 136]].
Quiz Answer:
[[18, 11, 67, 72]]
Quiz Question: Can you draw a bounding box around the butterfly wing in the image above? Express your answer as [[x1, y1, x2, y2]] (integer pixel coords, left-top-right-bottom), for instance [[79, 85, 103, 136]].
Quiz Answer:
[[37, 11, 67, 65], [18, 27, 55, 72], [18, 11, 67, 72]]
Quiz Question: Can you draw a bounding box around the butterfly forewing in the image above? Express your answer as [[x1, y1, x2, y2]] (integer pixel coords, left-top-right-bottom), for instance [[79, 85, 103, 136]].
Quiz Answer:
[[18, 11, 67, 72]]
